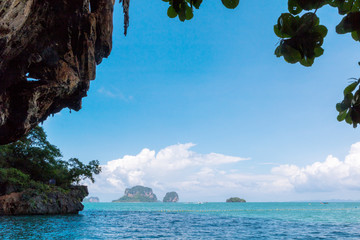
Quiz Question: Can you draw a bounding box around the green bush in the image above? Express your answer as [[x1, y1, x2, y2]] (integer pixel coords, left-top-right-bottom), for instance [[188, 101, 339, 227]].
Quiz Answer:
[[0, 126, 101, 195]]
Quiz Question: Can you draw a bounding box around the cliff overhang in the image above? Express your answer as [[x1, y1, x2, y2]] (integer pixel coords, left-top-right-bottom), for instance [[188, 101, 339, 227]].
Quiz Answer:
[[0, 0, 115, 144]]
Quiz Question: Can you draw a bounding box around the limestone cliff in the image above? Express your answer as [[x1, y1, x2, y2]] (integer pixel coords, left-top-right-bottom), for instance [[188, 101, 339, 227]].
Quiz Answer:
[[0, 185, 88, 215], [0, 0, 115, 144], [163, 192, 179, 202], [112, 186, 158, 202]]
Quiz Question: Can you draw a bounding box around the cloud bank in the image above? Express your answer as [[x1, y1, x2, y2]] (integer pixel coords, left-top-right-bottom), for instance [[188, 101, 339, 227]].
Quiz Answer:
[[272, 142, 360, 193], [87, 142, 360, 202]]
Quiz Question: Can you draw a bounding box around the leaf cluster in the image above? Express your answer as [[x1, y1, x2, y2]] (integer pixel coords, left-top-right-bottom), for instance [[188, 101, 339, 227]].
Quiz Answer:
[[336, 77, 360, 127], [274, 0, 360, 67], [162, 0, 239, 22], [274, 12, 327, 66]]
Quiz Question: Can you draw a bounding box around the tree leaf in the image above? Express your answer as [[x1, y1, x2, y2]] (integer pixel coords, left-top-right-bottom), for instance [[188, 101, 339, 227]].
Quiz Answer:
[[193, 0, 202, 9], [343, 81, 358, 96], [167, 6, 177, 18], [337, 110, 347, 121], [185, 5, 193, 20], [278, 13, 296, 37], [282, 44, 302, 64], [274, 25, 287, 38], [299, 57, 314, 67], [300, 12, 319, 27], [274, 46, 282, 57], [315, 25, 328, 38], [345, 111, 353, 124], [221, 0, 239, 9], [351, 31, 359, 41], [336, 103, 343, 112], [314, 47, 324, 57], [178, 5, 186, 21], [288, 0, 302, 15]]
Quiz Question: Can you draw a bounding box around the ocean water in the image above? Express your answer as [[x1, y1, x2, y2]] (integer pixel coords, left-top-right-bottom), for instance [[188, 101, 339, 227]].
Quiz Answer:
[[1, 202, 360, 239]]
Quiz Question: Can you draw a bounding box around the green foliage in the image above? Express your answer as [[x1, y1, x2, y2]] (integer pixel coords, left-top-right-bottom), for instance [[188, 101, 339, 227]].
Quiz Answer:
[[221, 0, 239, 9], [273, 0, 360, 67], [273, 0, 360, 126], [274, 12, 327, 66], [226, 197, 246, 202], [161, 0, 360, 127], [0, 168, 30, 194], [162, 0, 201, 21], [0, 126, 62, 182], [336, 77, 360, 127], [0, 126, 101, 195], [162, 0, 239, 22], [122, 0, 360, 127], [125, 185, 153, 195], [67, 158, 101, 184]]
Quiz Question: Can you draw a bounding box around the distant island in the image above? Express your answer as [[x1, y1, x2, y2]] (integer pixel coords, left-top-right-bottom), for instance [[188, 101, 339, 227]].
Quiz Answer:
[[83, 197, 100, 203], [163, 192, 179, 202], [226, 197, 246, 203], [112, 186, 158, 202]]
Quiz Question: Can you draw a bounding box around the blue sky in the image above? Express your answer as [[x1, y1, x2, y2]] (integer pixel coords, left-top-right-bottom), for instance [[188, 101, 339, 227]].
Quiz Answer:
[[43, 1, 360, 201]]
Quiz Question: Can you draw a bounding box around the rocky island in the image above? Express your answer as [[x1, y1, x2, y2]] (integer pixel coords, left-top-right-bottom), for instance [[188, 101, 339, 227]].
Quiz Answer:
[[83, 196, 100, 203], [226, 197, 246, 203], [163, 192, 179, 202], [112, 186, 158, 202]]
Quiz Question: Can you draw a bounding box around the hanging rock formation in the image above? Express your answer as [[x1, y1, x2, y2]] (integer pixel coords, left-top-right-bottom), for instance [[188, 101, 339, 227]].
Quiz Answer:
[[0, 0, 115, 144]]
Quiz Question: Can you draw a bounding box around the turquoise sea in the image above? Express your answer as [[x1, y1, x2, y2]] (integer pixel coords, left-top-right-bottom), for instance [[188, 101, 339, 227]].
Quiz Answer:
[[1, 202, 360, 239]]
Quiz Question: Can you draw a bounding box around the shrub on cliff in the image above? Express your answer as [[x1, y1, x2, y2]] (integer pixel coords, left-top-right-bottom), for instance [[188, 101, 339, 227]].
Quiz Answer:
[[0, 126, 101, 195]]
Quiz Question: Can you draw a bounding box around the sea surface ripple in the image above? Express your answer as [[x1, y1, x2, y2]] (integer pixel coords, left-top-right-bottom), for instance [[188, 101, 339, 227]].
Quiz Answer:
[[1, 202, 360, 239]]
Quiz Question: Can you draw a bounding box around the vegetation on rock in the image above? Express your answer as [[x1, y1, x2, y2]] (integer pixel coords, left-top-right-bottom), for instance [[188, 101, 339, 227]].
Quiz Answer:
[[0, 126, 101, 196], [112, 185, 158, 202], [226, 197, 246, 203], [163, 192, 179, 202]]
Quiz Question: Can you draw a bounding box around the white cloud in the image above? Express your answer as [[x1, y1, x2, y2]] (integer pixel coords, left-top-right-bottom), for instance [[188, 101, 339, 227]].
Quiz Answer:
[[272, 142, 360, 193], [87, 143, 249, 201], [97, 87, 133, 101], [86, 142, 360, 202]]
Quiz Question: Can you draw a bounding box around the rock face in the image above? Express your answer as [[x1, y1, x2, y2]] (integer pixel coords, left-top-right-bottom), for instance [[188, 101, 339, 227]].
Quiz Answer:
[[226, 197, 246, 203], [83, 196, 100, 203], [0, 186, 88, 215], [0, 0, 115, 144], [163, 192, 179, 202], [112, 186, 158, 202]]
